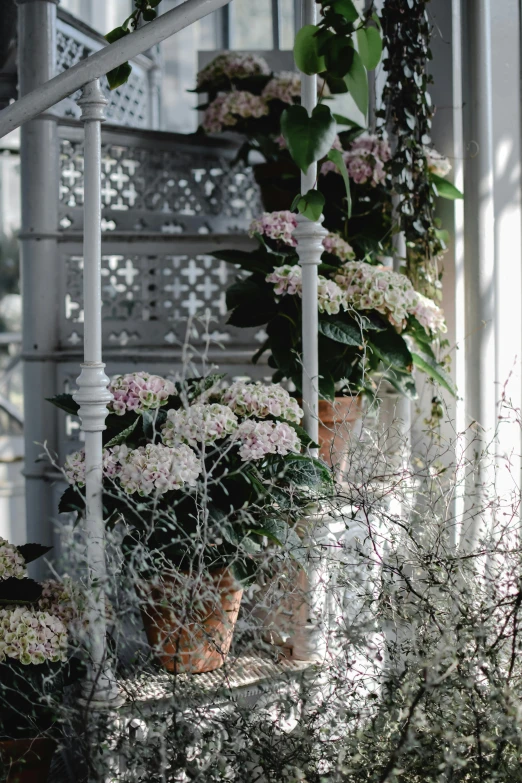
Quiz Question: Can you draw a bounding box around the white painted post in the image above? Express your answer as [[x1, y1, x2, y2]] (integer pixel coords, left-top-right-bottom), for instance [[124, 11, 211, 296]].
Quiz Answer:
[[290, 0, 329, 661], [294, 0, 327, 454], [17, 0, 60, 577], [75, 81, 119, 706]]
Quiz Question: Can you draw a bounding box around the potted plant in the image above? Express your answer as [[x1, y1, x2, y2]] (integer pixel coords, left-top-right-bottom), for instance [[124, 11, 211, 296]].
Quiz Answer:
[[212, 211, 454, 466], [51, 373, 333, 674], [0, 539, 81, 783], [193, 52, 321, 211]]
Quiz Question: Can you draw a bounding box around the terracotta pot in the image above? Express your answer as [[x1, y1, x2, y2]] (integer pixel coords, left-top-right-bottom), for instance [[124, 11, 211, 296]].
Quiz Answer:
[[317, 396, 363, 469], [253, 161, 300, 212], [0, 738, 55, 783], [139, 568, 243, 675]]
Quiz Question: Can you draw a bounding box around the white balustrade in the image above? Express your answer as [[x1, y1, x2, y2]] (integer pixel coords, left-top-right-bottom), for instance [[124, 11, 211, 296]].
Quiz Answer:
[[74, 80, 119, 706], [289, 0, 329, 661]]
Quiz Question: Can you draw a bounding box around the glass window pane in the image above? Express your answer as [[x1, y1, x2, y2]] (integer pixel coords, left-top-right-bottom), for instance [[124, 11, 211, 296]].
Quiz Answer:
[[280, 0, 296, 50], [160, 1, 220, 133], [231, 0, 273, 50]]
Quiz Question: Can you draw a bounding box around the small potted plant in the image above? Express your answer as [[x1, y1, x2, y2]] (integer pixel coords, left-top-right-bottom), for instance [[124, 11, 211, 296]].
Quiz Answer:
[[193, 52, 330, 211], [0, 539, 79, 783], [51, 373, 333, 674], [213, 211, 454, 466]]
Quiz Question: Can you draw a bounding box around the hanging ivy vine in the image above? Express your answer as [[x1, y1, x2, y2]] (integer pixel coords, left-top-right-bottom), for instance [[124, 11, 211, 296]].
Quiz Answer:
[[379, 0, 446, 301]]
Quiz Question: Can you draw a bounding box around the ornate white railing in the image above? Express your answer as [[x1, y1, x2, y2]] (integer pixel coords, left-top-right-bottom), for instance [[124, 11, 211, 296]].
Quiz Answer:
[[1, 0, 325, 703]]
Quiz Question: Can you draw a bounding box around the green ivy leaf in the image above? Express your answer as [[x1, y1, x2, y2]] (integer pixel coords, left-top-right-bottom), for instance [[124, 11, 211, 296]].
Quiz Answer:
[[142, 8, 157, 20], [412, 352, 457, 396], [106, 62, 132, 91], [324, 36, 355, 79], [318, 318, 362, 346], [294, 24, 326, 75], [297, 189, 325, 221], [281, 104, 337, 174], [332, 114, 365, 129], [332, 0, 359, 22], [431, 173, 464, 200], [326, 149, 352, 217], [356, 26, 383, 71], [344, 49, 368, 116]]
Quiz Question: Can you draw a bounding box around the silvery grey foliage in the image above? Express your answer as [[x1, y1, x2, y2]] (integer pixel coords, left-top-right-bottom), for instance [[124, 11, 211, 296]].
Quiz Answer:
[[2, 379, 522, 783]]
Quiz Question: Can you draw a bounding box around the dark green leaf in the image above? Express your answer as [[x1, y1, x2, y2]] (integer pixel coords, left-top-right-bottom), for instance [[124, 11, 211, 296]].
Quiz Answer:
[[142, 8, 157, 20], [104, 26, 130, 44], [369, 324, 413, 369], [431, 173, 463, 200], [17, 544, 52, 564], [281, 104, 337, 174], [59, 485, 85, 514], [332, 0, 359, 22], [297, 189, 325, 221], [383, 369, 418, 399], [411, 352, 457, 396], [356, 27, 382, 70], [324, 37, 355, 79], [46, 394, 79, 416], [327, 149, 352, 217], [294, 24, 326, 75], [105, 416, 140, 448], [319, 371, 336, 401], [290, 193, 302, 211], [0, 578, 43, 605], [344, 49, 368, 116], [212, 248, 280, 275], [332, 114, 365, 129], [318, 318, 362, 346], [106, 62, 132, 91]]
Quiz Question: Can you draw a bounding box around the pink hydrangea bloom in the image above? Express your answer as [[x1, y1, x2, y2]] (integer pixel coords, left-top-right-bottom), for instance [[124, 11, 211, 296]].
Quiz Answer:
[[162, 403, 239, 448], [266, 264, 302, 296], [196, 52, 270, 88], [108, 372, 176, 416], [235, 420, 300, 461], [262, 72, 302, 104], [321, 133, 391, 186], [322, 233, 355, 262], [222, 381, 303, 424], [202, 91, 269, 133], [317, 277, 346, 315], [249, 211, 298, 247]]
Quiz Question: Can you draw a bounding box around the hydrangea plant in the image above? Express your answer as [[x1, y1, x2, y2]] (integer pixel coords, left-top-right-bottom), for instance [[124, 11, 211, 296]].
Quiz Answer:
[[214, 211, 454, 400], [51, 374, 333, 581]]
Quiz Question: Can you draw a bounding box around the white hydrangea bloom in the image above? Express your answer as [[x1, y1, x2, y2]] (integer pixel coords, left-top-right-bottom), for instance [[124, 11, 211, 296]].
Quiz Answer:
[[0, 607, 67, 665], [424, 146, 452, 178], [0, 537, 26, 580], [117, 443, 201, 496], [413, 292, 448, 335], [162, 403, 239, 448], [235, 420, 300, 461], [222, 381, 303, 424]]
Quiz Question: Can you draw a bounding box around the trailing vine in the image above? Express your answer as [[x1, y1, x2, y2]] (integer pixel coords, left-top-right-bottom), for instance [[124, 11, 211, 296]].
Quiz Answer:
[[380, 0, 450, 301]]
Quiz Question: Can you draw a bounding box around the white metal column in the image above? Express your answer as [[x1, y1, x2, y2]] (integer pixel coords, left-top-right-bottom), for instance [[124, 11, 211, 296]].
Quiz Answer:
[[74, 81, 118, 706], [294, 0, 326, 454], [290, 0, 328, 662], [17, 0, 60, 574]]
